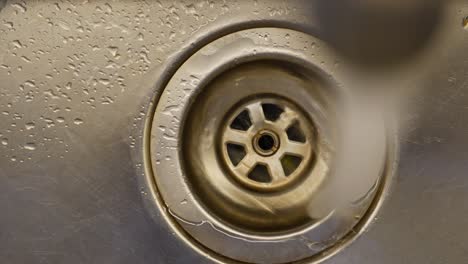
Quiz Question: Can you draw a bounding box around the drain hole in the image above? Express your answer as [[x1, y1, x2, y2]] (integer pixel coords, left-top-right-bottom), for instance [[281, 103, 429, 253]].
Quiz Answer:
[[258, 134, 275, 151], [262, 103, 284, 121], [286, 121, 306, 143], [280, 155, 303, 176], [248, 164, 271, 183], [230, 110, 252, 131], [227, 143, 246, 166]]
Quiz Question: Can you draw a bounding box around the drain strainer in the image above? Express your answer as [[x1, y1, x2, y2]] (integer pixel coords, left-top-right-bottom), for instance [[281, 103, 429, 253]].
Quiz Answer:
[[222, 97, 314, 192], [147, 27, 391, 264]]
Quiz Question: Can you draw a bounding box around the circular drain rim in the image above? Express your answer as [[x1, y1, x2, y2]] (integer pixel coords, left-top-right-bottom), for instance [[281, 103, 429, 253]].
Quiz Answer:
[[147, 27, 391, 264], [221, 97, 315, 192], [183, 62, 330, 235]]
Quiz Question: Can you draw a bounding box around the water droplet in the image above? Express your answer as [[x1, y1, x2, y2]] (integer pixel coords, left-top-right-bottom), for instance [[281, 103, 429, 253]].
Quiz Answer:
[[11, 3, 27, 13], [104, 3, 113, 13], [24, 143, 36, 150], [140, 49, 151, 63], [107, 46, 119, 57], [98, 79, 110, 85], [101, 96, 114, 105], [4, 22, 13, 29], [185, 4, 196, 15], [24, 80, 35, 87], [57, 20, 70, 31], [21, 56, 32, 63], [11, 40, 23, 49], [73, 118, 83, 125], [25, 122, 35, 130], [1, 138, 8, 146]]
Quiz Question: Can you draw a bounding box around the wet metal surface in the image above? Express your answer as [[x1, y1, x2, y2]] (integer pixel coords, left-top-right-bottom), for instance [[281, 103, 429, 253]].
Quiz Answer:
[[0, 0, 468, 263]]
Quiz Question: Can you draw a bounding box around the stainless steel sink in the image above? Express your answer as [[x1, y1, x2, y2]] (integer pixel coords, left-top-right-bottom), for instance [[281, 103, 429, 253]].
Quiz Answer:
[[0, 1, 467, 263]]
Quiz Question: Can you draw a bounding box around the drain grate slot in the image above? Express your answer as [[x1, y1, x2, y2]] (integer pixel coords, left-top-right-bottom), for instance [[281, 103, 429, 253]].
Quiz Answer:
[[286, 121, 306, 143], [226, 143, 247, 166], [248, 164, 272, 183], [262, 103, 284, 121], [281, 155, 303, 176], [230, 110, 252, 131]]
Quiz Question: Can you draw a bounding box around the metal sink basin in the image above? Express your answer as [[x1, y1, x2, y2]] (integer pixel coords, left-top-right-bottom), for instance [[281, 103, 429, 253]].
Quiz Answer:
[[0, 1, 467, 263]]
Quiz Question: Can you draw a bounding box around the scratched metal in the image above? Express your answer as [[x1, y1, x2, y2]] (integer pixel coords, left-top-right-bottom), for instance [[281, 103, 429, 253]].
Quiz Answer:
[[0, 1, 467, 264]]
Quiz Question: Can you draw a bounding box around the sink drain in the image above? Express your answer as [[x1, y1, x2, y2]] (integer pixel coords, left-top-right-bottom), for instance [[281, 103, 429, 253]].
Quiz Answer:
[[222, 97, 314, 192], [147, 27, 391, 264]]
